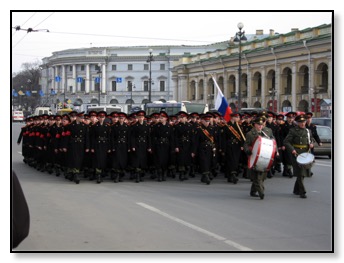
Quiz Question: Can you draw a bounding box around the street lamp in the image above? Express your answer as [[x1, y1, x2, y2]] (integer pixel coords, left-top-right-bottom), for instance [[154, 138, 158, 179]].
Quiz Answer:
[[233, 22, 247, 111], [147, 49, 154, 103], [130, 84, 135, 112], [97, 63, 102, 106]]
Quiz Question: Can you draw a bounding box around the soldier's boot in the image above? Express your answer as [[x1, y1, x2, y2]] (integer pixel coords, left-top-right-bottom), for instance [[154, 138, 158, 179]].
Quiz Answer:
[[231, 172, 238, 184], [201, 172, 211, 185], [96, 174, 102, 184], [135, 173, 140, 183], [267, 170, 273, 178], [275, 162, 282, 173], [140, 173, 145, 181], [189, 166, 195, 178], [282, 166, 289, 177], [119, 172, 125, 182], [113, 173, 119, 183], [162, 170, 166, 181], [74, 173, 80, 184], [287, 167, 293, 178]]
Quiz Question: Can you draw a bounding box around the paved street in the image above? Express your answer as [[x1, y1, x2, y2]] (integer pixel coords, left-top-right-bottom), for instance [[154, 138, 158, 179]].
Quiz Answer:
[[11, 123, 333, 252]]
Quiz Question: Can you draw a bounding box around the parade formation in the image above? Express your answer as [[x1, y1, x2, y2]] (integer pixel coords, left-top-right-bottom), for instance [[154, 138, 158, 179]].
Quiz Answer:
[[16, 109, 321, 200]]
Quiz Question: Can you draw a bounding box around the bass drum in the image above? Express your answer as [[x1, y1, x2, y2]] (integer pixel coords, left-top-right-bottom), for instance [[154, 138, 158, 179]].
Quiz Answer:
[[296, 152, 315, 169], [248, 136, 277, 172]]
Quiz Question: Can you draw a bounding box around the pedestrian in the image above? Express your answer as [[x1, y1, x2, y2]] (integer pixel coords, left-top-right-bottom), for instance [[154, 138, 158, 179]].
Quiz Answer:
[[284, 114, 314, 198], [244, 116, 277, 199]]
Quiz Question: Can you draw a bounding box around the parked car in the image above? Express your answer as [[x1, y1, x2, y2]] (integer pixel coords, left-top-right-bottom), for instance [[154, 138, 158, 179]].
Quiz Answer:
[[312, 117, 331, 128], [12, 111, 24, 122], [313, 125, 332, 158]]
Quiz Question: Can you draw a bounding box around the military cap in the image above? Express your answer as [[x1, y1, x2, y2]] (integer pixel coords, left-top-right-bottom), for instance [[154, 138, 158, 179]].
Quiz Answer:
[[48, 115, 55, 120], [295, 114, 307, 122], [150, 112, 160, 118], [230, 112, 240, 118], [69, 111, 78, 117], [89, 111, 97, 117], [41, 114, 49, 119], [253, 117, 265, 125], [97, 111, 107, 118], [77, 111, 84, 117], [306, 112, 313, 118], [136, 110, 146, 117], [267, 111, 275, 118], [276, 114, 284, 120], [200, 114, 212, 121], [62, 114, 71, 121], [109, 111, 119, 118], [177, 111, 188, 118], [189, 112, 200, 118], [160, 111, 169, 118], [118, 112, 127, 118], [286, 111, 296, 118], [212, 112, 222, 118], [83, 114, 90, 120], [243, 113, 251, 119], [170, 115, 177, 121]]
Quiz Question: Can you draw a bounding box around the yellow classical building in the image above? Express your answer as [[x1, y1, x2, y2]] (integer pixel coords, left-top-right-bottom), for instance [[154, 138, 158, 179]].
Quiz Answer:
[[171, 24, 332, 116]]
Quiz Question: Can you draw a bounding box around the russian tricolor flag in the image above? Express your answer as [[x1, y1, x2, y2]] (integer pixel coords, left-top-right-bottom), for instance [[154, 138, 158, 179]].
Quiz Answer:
[[212, 76, 232, 122]]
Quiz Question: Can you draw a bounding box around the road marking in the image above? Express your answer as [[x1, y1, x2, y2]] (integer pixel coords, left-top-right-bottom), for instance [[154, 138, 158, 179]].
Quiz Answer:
[[137, 202, 252, 251], [314, 163, 332, 167]]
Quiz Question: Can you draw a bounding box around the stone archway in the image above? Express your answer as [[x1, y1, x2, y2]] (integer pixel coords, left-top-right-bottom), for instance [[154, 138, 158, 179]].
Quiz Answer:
[[298, 100, 309, 112]]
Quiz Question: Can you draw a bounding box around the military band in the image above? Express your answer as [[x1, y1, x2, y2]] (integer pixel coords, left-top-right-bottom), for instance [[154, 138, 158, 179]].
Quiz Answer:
[[17, 109, 321, 200]]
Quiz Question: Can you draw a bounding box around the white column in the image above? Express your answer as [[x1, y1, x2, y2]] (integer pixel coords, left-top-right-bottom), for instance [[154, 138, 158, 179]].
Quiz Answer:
[[291, 62, 297, 111], [61, 65, 66, 94], [52, 67, 55, 91], [72, 64, 76, 93], [261, 67, 266, 109], [85, 64, 90, 93], [102, 64, 106, 93]]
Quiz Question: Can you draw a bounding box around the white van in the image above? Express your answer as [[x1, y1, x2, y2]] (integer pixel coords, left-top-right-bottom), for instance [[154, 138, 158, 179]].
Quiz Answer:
[[12, 111, 24, 122], [33, 107, 52, 116]]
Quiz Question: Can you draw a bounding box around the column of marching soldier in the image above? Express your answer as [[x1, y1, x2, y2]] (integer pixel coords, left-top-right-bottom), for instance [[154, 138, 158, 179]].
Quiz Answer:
[[17, 109, 321, 199]]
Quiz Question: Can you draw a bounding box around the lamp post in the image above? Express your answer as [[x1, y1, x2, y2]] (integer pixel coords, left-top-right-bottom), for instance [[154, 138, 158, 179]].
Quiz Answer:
[[97, 63, 102, 106], [130, 84, 135, 112], [147, 49, 154, 103], [233, 22, 247, 111]]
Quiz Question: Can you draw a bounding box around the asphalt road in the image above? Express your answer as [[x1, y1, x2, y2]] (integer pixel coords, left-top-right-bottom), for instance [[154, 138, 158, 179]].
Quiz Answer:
[[11, 123, 333, 252]]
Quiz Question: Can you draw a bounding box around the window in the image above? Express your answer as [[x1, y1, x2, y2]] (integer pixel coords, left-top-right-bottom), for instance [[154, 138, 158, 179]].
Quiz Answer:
[[128, 64, 133, 70], [80, 81, 85, 92], [81, 65, 85, 71], [69, 86, 73, 92], [95, 65, 101, 71], [160, 64, 165, 70], [144, 64, 149, 70], [127, 81, 133, 91], [111, 81, 117, 91], [112, 65, 117, 71], [160, 81, 165, 91], [144, 81, 149, 91], [69, 66, 73, 72]]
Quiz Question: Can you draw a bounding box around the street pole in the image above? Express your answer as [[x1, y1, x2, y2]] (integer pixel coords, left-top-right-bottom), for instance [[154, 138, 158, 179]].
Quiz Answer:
[[98, 63, 102, 106], [147, 49, 154, 103], [234, 22, 247, 112]]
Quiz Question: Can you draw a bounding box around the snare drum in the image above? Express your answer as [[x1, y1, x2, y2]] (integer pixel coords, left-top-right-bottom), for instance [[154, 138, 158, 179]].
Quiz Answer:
[[248, 136, 277, 172], [296, 152, 315, 169]]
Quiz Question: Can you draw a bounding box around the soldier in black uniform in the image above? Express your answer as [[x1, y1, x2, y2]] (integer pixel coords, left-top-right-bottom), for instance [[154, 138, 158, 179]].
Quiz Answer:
[[280, 112, 296, 177], [90, 111, 111, 183], [174, 111, 193, 181], [192, 114, 216, 185], [274, 114, 285, 173], [188, 112, 200, 178], [151, 111, 173, 182], [265, 111, 280, 178], [63, 112, 90, 184], [110, 112, 130, 182], [17, 117, 33, 164], [221, 112, 245, 184], [130, 110, 152, 183]]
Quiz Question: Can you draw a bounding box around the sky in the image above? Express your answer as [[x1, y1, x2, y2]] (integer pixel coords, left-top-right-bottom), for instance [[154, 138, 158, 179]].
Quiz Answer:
[[11, 11, 332, 74]]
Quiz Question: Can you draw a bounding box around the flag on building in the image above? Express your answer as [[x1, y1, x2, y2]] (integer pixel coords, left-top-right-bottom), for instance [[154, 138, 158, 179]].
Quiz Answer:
[[212, 76, 232, 122], [39, 90, 44, 97], [25, 90, 31, 97]]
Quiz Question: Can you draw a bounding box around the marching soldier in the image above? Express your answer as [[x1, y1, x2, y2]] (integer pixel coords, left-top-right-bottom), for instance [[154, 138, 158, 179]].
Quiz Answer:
[[280, 112, 296, 177], [110, 112, 130, 182], [151, 111, 173, 182], [17, 117, 33, 164], [192, 114, 216, 185], [283, 114, 314, 198], [265, 111, 279, 178], [91, 111, 111, 183], [221, 112, 245, 184], [244, 117, 277, 200], [174, 111, 193, 181], [274, 114, 285, 173], [130, 110, 152, 183]]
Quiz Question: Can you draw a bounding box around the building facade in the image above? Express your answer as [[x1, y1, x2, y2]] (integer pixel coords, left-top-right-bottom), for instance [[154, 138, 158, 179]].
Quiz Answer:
[[40, 44, 227, 113], [171, 24, 332, 116]]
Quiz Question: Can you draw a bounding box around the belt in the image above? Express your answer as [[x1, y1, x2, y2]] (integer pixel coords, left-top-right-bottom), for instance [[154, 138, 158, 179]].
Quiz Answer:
[[293, 144, 308, 149]]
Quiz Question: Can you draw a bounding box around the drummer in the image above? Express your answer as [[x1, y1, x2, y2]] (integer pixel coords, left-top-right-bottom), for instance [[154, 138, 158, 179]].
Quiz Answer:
[[283, 114, 314, 199], [244, 116, 277, 200]]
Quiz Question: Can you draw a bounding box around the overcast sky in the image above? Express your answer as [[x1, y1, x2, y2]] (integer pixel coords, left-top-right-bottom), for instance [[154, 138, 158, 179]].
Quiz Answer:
[[11, 11, 332, 73]]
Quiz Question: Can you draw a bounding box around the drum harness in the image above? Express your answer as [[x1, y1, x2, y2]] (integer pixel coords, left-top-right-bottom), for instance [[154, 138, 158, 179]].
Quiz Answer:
[[294, 128, 311, 158]]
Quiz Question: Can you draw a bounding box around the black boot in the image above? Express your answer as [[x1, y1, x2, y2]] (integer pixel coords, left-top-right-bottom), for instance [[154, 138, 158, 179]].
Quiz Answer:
[[74, 173, 80, 184], [136, 173, 140, 183], [96, 174, 102, 184]]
